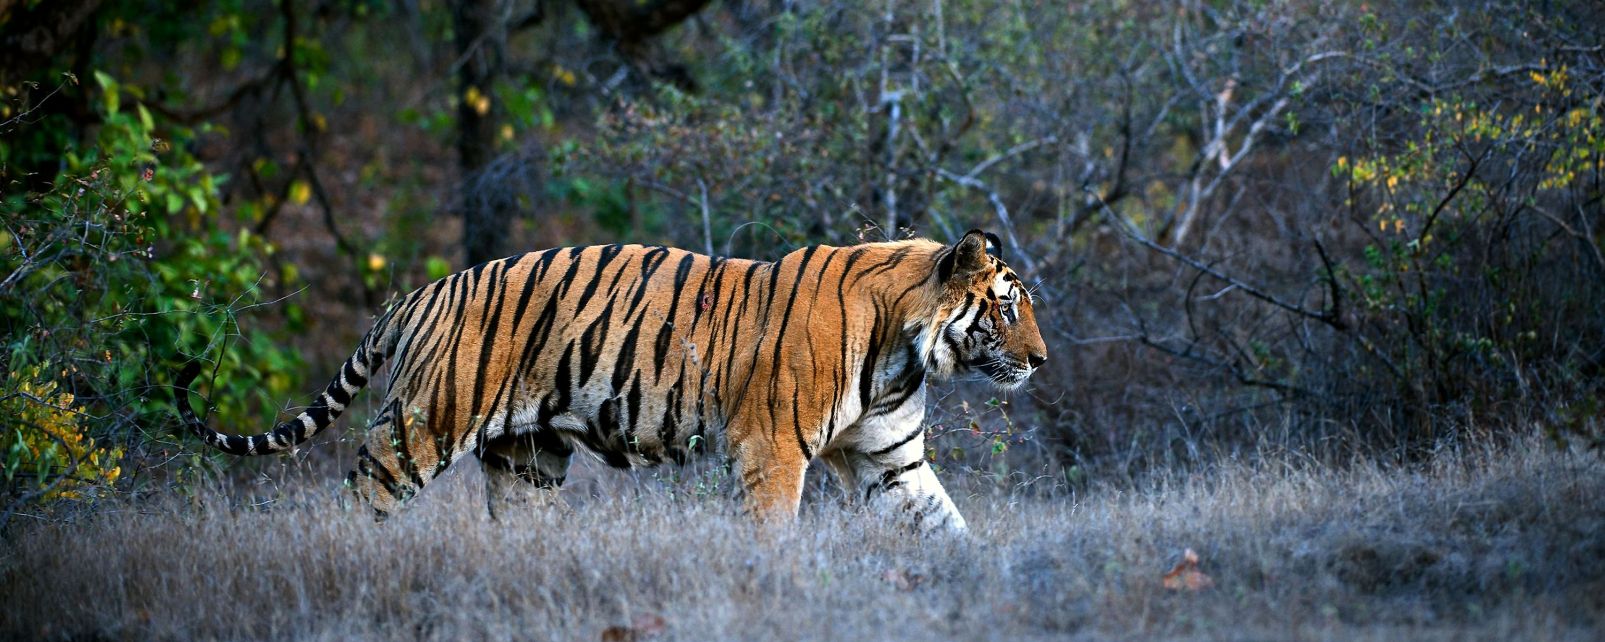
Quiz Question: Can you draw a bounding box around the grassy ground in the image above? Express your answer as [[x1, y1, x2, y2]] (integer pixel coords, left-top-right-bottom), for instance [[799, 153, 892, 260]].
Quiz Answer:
[[2, 434, 1602, 641]]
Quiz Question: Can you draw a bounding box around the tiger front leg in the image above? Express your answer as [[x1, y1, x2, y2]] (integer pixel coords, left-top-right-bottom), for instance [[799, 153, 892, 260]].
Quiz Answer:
[[732, 436, 810, 524], [840, 446, 967, 534], [830, 400, 967, 534]]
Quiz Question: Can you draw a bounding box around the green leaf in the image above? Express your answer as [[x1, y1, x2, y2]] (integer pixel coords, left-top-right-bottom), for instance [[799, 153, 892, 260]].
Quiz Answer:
[[426, 256, 452, 281], [189, 187, 208, 214], [97, 72, 120, 116]]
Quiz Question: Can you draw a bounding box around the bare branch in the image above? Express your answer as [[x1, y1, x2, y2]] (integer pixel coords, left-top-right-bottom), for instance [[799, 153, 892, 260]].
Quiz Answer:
[[697, 178, 714, 257], [1091, 191, 1341, 327], [933, 168, 1033, 271], [958, 135, 1059, 182]]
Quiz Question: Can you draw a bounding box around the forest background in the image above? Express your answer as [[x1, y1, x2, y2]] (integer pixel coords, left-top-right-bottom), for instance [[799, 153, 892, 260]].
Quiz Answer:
[[1, 1, 1602, 639]]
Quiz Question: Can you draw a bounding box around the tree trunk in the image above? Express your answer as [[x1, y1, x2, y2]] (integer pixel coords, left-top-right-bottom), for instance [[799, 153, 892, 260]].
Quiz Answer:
[[453, 0, 505, 266]]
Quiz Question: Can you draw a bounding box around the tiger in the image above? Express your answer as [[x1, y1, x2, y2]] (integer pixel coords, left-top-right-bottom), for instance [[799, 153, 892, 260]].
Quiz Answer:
[[173, 229, 1047, 532]]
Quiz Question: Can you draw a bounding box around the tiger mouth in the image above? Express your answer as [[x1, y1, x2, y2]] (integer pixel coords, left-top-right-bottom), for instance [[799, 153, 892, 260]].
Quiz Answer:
[[992, 367, 1034, 388], [975, 357, 1034, 388]]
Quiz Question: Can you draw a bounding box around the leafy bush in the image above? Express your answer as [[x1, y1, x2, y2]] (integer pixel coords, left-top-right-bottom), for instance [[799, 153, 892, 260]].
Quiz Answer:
[[1328, 67, 1605, 446], [1, 366, 122, 503], [1, 72, 302, 517]]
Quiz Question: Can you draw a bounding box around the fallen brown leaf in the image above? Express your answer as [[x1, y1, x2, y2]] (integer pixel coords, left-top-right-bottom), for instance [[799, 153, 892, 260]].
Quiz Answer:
[[600, 613, 667, 641], [1161, 548, 1215, 591], [881, 568, 926, 592]]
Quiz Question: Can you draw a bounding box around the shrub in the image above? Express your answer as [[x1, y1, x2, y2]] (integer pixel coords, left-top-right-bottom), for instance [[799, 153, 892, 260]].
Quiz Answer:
[[1, 72, 302, 519]]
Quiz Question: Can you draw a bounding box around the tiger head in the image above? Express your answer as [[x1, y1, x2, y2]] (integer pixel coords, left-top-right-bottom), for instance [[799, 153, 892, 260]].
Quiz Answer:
[[920, 229, 1048, 389]]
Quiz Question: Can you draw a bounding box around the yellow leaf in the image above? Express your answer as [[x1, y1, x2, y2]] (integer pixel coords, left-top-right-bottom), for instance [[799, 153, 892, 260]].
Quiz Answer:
[[553, 65, 577, 87], [289, 180, 312, 206], [465, 86, 490, 116], [367, 253, 387, 272]]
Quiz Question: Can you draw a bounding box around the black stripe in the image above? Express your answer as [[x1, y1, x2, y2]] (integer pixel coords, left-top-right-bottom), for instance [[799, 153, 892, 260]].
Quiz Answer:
[[531, 247, 562, 283], [942, 327, 964, 361], [659, 384, 680, 462], [624, 247, 672, 319], [437, 272, 479, 453], [824, 249, 868, 446], [303, 402, 331, 431], [571, 244, 624, 314], [858, 304, 883, 414], [391, 398, 427, 489], [507, 253, 546, 333], [766, 246, 819, 459], [480, 259, 543, 445], [585, 400, 633, 469], [861, 246, 914, 278], [625, 372, 645, 446], [342, 358, 367, 388], [515, 284, 566, 381], [325, 378, 352, 407], [467, 261, 510, 424], [689, 256, 723, 330], [652, 253, 697, 379], [716, 262, 765, 407], [552, 340, 575, 411], [387, 278, 454, 385], [554, 247, 586, 298], [355, 445, 403, 495], [393, 272, 468, 390], [612, 313, 646, 394], [579, 295, 618, 385], [964, 296, 988, 337], [864, 460, 925, 502], [868, 352, 925, 416], [869, 425, 924, 456], [894, 272, 932, 304]]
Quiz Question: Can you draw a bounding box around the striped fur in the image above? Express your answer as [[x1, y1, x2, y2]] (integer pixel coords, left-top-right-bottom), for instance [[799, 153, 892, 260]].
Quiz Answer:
[[172, 230, 1046, 530]]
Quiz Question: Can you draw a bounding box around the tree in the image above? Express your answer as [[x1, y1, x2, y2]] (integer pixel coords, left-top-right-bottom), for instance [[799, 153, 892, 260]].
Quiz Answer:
[[454, 0, 713, 266]]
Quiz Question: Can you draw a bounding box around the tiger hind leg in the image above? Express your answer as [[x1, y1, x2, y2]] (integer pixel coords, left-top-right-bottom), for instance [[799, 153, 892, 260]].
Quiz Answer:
[[479, 430, 573, 520], [343, 399, 463, 518]]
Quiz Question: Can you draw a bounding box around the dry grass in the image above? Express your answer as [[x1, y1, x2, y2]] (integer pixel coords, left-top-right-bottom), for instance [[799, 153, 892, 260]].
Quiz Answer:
[[3, 434, 1602, 641]]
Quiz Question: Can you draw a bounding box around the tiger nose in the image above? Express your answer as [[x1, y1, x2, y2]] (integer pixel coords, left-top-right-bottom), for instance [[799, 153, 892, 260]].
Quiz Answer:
[[1027, 352, 1046, 368]]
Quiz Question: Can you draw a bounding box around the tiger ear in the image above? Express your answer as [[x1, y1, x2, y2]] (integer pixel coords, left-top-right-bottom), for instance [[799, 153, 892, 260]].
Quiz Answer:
[[982, 232, 1003, 260], [938, 229, 991, 283]]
